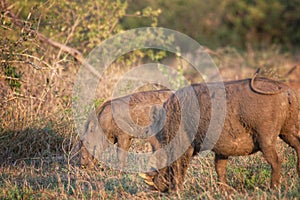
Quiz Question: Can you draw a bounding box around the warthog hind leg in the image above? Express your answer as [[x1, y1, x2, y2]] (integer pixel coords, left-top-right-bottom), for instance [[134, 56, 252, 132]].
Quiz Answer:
[[258, 130, 282, 188], [279, 129, 300, 178]]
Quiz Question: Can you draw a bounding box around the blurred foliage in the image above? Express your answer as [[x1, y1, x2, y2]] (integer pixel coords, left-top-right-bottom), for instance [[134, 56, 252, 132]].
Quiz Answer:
[[0, 0, 162, 59], [123, 0, 300, 50], [1, 0, 128, 54], [0, 0, 163, 97]]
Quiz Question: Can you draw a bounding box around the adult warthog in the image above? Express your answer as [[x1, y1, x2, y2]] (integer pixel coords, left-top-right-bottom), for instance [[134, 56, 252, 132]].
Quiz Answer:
[[80, 89, 172, 169], [142, 76, 300, 192]]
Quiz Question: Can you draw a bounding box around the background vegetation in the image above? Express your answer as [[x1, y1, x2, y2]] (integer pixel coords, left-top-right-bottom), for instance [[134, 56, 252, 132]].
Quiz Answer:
[[0, 0, 299, 199], [124, 0, 300, 50]]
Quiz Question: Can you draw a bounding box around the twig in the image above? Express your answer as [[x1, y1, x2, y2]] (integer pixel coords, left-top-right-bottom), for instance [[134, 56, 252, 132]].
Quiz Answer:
[[0, 75, 26, 82], [284, 65, 297, 77], [13, 53, 53, 69], [56, 16, 80, 64], [10, 92, 46, 102]]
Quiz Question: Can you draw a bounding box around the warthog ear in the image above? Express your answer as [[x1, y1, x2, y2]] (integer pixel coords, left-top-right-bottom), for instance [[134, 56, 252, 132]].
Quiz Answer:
[[150, 105, 163, 123], [86, 120, 96, 133]]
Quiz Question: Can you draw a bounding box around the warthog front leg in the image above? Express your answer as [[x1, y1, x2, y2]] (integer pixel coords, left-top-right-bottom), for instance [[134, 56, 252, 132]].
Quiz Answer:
[[214, 154, 229, 184], [117, 134, 132, 168], [168, 146, 195, 191], [143, 146, 195, 192]]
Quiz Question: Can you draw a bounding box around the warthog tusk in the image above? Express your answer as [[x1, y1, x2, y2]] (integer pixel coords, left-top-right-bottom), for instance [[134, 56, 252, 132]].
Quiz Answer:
[[144, 179, 159, 190], [139, 173, 153, 180], [144, 179, 155, 186]]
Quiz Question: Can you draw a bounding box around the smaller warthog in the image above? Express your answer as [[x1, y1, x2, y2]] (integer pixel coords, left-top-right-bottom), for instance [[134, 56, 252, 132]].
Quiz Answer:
[[81, 89, 172, 168], [142, 76, 300, 192]]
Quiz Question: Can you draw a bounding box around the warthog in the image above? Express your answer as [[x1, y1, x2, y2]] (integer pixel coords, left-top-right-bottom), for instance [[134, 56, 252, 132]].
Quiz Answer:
[[142, 76, 300, 192], [81, 89, 172, 168]]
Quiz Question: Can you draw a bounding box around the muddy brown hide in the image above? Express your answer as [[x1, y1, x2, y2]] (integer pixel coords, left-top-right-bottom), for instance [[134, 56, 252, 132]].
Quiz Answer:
[[80, 89, 173, 168], [146, 77, 300, 192]]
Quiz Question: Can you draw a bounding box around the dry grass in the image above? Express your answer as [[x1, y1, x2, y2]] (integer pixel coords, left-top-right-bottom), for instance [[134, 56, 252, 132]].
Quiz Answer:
[[0, 141, 298, 199], [0, 47, 299, 199]]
